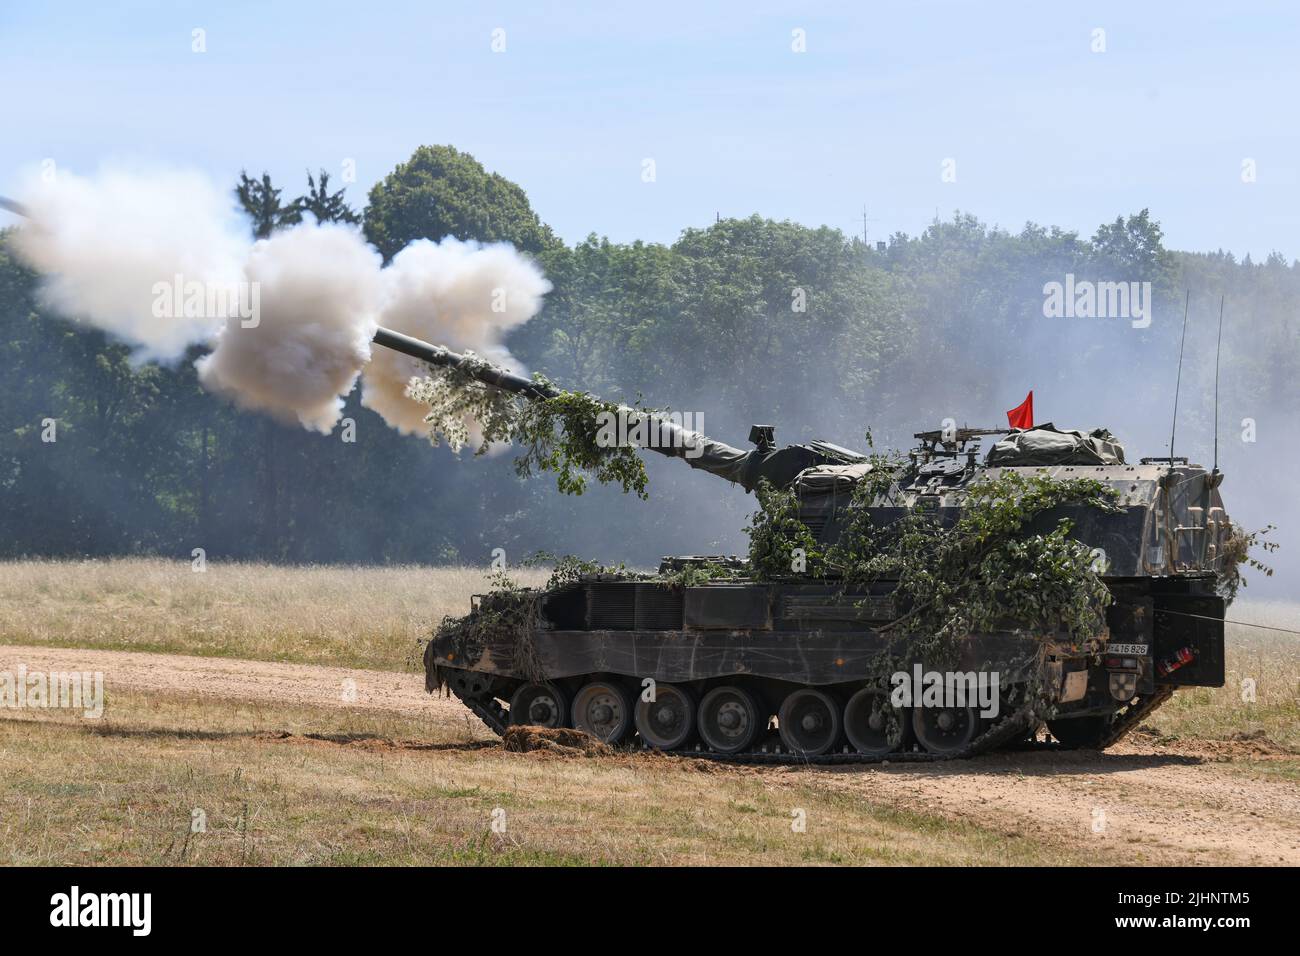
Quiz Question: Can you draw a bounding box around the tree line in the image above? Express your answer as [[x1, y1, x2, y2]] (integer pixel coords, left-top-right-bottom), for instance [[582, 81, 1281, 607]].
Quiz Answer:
[[2, 145, 1295, 580]]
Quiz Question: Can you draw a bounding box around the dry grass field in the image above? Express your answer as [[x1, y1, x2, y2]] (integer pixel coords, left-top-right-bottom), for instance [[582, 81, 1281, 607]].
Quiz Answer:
[[0, 688, 1079, 866], [0, 558, 549, 672], [0, 559, 1296, 866], [1149, 602, 1300, 752]]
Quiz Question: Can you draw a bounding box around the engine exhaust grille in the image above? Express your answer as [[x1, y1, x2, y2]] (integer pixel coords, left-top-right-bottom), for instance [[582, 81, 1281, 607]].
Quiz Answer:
[[587, 583, 683, 630]]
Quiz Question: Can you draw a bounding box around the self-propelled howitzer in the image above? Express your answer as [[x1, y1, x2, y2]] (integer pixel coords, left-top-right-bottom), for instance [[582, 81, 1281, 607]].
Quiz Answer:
[[372, 328, 1234, 762]]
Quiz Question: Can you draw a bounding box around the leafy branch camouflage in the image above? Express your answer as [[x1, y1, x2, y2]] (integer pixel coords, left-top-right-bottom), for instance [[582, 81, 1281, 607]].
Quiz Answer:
[[657, 560, 745, 587], [406, 352, 520, 454], [1217, 522, 1277, 604], [410, 362, 650, 498], [745, 480, 823, 579], [431, 555, 646, 686], [511, 383, 650, 499], [431, 569, 548, 683], [750, 469, 1122, 665]]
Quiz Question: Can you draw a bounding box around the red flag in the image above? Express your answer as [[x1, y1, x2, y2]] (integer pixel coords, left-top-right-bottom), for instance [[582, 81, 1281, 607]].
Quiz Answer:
[[1006, 391, 1034, 430]]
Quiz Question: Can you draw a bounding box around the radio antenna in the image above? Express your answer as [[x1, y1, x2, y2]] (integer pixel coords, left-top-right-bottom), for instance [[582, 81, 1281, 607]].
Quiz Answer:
[[1213, 295, 1224, 473], [1168, 289, 1190, 469]]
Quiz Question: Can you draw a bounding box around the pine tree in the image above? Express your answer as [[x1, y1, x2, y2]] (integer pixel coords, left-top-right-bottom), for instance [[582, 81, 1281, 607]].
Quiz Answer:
[[297, 169, 360, 225], [234, 171, 303, 239]]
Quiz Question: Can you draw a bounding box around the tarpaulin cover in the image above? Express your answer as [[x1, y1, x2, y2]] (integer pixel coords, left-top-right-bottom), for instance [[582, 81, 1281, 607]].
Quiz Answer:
[[985, 423, 1126, 466]]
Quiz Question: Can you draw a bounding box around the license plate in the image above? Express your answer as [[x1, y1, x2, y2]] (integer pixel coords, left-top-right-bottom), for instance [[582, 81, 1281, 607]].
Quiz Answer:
[[1107, 643, 1149, 656]]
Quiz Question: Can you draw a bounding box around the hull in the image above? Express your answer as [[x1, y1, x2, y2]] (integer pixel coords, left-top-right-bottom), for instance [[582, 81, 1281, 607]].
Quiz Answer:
[[424, 575, 1225, 762]]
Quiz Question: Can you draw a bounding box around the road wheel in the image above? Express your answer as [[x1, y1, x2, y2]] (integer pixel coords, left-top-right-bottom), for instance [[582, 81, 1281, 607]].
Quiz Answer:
[[634, 683, 696, 750], [912, 704, 979, 755], [778, 688, 843, 756], [509, 683, 568, 729], [571, 680, 634, 743], [843, 687, 905, 756], [697, 685, 763, 754]]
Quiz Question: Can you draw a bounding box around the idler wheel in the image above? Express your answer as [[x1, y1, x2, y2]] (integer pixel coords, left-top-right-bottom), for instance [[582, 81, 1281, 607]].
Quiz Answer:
[[509, 683, 569, 729], [446, 669, 495, 700], [634, 683, 697, 751], [843, 687, 905, 756], [911, 704, 980, 755], [571, 680, 634, 743], [778, 688, 843, 756], [697, 685, 764, 754]]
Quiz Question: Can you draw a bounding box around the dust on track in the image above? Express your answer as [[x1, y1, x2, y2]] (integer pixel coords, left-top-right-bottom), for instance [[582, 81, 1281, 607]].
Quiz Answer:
[[3, 643, 1296, 865]]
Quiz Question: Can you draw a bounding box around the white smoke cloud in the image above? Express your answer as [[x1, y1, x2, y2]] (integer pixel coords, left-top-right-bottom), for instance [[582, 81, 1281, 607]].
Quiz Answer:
[[11, 166, 247, 360], [196, 224, 383, 433], [362, 238, 551, 434], [9, 165, 551, 437]]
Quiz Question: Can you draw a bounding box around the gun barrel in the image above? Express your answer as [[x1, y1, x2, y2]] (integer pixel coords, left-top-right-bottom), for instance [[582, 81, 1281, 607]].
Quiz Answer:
[[371, 325, 780, 481], [372, 327, 557, 401], [372, 325, 702, 453], [0, 196, 30, 218]]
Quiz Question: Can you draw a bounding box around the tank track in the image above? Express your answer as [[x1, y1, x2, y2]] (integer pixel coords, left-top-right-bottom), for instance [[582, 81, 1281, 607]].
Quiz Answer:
[[1096, 686, 1174, 749], [449, 684, 1175, 765]]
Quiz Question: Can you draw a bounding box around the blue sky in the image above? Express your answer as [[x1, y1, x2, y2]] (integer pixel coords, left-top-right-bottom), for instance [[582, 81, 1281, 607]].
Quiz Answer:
[[2, 1, 1298, 258]]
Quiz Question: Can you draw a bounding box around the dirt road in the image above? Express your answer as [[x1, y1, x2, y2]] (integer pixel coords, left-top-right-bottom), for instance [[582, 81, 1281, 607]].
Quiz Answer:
[[793, 744, 1300, 865], [4, 643, 1297, 865], [0, 642, 465, 718]]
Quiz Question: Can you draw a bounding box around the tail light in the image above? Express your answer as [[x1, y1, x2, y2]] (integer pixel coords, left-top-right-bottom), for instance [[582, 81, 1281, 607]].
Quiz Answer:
[[1156, 646, 1196, 677]]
